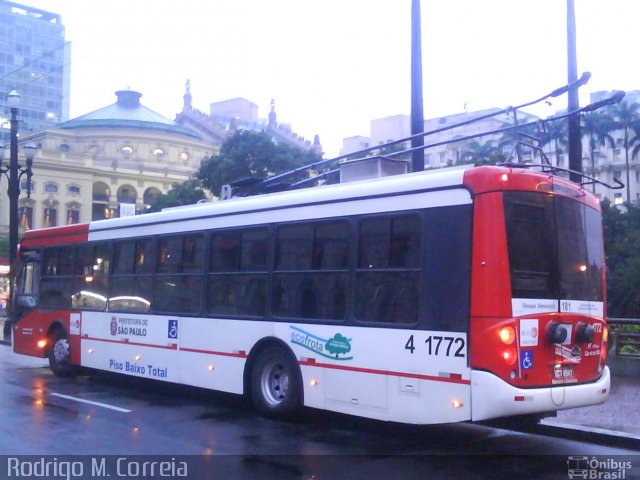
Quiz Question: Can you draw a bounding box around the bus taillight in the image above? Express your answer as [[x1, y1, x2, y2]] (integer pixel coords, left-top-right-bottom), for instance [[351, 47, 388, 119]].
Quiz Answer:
[[36, 339, 47, 349], [498, 326, 515, 345], [502, 347, 517, 365]]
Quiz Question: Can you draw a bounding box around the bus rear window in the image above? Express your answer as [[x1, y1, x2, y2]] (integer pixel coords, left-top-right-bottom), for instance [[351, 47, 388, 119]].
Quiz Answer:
[[503, 191, 603, 302]]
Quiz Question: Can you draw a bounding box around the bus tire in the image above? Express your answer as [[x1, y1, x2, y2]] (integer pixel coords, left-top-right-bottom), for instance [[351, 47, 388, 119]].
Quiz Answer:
[[250, 346, 302, 418], [48, 330, 75, 377]]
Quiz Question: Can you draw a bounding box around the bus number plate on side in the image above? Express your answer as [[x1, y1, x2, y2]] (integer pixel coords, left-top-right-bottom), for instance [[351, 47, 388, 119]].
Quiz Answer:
[[404, 335, 466, 358]]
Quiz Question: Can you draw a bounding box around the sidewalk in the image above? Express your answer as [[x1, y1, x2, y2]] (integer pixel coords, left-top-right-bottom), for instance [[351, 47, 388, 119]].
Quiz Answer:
[[548, 374, 640, 437]]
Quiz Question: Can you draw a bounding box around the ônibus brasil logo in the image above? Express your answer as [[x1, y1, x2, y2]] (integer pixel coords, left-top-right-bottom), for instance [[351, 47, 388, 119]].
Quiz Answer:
[[290, 326, 353, 360]]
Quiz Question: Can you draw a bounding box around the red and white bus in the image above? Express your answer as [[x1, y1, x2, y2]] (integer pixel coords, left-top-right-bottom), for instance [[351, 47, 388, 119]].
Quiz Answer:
[[12, 164, 609, 424]]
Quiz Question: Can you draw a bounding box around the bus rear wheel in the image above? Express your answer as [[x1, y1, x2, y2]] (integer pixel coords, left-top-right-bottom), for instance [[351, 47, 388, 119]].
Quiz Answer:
[[48, 330, 75, 377], [250, 346, 302, 418]]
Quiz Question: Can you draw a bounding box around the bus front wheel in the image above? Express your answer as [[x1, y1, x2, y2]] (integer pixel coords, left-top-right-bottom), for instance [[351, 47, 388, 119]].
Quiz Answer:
[[250, 346, 302, 418], [48, 330, 75, 377]]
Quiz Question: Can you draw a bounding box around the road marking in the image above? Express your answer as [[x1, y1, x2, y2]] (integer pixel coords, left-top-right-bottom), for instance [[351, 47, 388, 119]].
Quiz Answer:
[[50, 393, 132, 413]]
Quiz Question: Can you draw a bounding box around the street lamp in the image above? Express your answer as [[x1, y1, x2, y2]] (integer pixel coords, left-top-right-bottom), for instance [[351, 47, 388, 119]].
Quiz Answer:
[[1, 90, 37, 342]]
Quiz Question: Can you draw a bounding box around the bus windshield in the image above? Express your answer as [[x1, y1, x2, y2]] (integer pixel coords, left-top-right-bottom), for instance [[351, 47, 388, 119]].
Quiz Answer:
[[503, 191, 604, 302]]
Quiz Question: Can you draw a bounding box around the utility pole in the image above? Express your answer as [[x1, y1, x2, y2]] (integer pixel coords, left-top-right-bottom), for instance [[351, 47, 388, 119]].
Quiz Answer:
[[410, 0, 424, 172], [567, 0, 582, 182]]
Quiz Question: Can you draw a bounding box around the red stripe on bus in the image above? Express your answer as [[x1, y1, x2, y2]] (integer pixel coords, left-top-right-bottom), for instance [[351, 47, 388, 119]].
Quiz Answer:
[[21, 223, 89, 248], [299, 359, 470, 385], [82, 336, 178, 350], [179, 347, 248, 358]]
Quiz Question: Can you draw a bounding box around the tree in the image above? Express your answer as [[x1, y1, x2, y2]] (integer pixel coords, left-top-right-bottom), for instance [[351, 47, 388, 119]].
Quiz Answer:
[[146, 178, 206, 213], [197, 130, 322, 196], [460, 139, 504, 165], [601, 200, 640, 318], [581, 110, 615, 182], [325, 333, 352, 358], [539, 119, 568, 167], [498, 122, 539, 163], [377, 139, 410, 160], [610, 101, 640, 205]]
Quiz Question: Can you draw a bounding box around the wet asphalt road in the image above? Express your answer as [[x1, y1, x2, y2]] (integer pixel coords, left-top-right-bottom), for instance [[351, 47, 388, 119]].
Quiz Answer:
[[0, 347, 638, 480]]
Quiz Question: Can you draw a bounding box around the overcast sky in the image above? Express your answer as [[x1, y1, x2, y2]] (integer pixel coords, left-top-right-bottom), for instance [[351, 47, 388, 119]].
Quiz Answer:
[[18, 0, 640, 156]]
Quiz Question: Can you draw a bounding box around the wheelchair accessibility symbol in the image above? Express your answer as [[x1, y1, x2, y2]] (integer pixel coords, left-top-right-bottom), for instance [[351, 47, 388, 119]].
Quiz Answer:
[[168, 320, 178, 339], [520, 349, 534, 370]]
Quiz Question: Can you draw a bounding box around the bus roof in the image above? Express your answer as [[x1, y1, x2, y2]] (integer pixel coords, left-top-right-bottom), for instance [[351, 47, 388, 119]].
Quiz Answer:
[[20, 164, 598, 248]]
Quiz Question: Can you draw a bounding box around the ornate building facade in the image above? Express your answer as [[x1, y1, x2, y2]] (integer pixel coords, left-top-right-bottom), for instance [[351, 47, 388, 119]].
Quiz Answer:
[[176, 80, 322, 154], [0, 89, 217, 234]]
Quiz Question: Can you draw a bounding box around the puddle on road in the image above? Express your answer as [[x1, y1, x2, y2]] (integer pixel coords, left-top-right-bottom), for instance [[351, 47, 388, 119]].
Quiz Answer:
[[20, 394, 80, 420]]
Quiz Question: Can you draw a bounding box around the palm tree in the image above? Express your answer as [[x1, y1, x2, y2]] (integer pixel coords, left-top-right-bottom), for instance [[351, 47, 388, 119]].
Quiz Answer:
[[460, 139, 504, 165], [581, 110, 615, 191], [610, 101, 640, 205], [539, 119, 568, 167], [497, 122, 538, 163]]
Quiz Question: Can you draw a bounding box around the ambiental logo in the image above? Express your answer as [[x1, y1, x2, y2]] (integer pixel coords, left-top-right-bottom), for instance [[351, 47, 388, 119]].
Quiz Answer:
[[290, 326, 353, 360]]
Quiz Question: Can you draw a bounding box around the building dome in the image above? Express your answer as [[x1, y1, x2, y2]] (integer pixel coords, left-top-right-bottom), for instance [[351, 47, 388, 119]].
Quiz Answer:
[[57, 89, 201, 139]]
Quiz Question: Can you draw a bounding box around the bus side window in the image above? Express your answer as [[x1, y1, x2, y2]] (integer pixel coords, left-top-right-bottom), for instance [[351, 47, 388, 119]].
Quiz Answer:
[[355, 215, 420, 325], [135, 238, 154, 274]]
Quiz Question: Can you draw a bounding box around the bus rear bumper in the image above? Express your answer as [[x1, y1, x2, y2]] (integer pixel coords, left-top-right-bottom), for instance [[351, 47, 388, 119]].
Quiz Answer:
[[470, 367, 610, 422]]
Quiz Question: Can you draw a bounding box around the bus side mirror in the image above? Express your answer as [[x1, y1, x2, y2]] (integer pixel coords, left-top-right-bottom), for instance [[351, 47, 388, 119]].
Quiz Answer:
[[16, 295, 37, 309]]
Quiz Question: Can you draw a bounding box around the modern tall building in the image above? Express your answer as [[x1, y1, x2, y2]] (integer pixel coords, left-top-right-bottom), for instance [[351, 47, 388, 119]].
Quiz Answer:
[[0, 0, 70, 143]]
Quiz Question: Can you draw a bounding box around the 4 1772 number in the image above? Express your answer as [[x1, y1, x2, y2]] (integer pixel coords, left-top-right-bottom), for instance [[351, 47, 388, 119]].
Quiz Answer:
[[404, 335, 466, 357]]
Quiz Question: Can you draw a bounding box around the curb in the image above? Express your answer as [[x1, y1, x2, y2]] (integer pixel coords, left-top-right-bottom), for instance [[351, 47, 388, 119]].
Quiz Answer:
[[538, 420, 640, 451]]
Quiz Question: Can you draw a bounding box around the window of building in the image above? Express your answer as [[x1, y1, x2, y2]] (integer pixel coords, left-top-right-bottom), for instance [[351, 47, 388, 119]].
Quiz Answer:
[[57, 143, 70, 153], [120, 145, 133, 155], [68, 185, 81, 195], [18, 206, 33, 230], [66, 209, 80, 225], [43, 207, 57, 228], [614, 193, 623, 205], [614, 171, 622, 181], [180, 152, 190, 161], [153, 147, 164, 158], [20, 180, 35, 192], [44, 182, 58, 193]]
